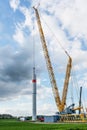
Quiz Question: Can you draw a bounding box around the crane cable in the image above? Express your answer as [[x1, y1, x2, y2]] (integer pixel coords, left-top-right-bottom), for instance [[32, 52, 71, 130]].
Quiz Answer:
[[32, 11, 36, 69], [71, 66, 79, 101], [39, 14, 70, 58], [71, 65, 86, 112]]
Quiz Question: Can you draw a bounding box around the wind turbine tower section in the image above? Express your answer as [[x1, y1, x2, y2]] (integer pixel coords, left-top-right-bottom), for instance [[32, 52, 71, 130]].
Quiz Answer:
[[32, 67, 37, 121]]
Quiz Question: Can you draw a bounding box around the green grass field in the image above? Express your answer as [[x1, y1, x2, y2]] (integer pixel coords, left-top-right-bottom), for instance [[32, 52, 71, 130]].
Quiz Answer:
[[0, 120, 87, 130]]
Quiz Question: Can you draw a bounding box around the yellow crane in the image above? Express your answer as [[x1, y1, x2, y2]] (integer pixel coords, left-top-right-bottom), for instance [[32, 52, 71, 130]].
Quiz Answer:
[[33, 7, 72, 113]]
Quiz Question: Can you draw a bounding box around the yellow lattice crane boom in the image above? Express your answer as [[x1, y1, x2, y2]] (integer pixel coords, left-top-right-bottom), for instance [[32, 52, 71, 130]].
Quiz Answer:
[[61, 56, 72, 112], [33, 7, 72, 113]]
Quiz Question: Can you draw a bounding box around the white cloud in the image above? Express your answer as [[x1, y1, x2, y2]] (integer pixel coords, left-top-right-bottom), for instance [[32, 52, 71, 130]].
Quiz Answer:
[[13, 26, 25, 46], [19, 6, 32, 29], [38, 0, 87, 70], [63, 5, 87, 37], [12, 5, 33, 46], [11, 0, 87, 70], [10, 0, 20, 11], [50, 0, 87, 38], [37, 85, 57, 115]]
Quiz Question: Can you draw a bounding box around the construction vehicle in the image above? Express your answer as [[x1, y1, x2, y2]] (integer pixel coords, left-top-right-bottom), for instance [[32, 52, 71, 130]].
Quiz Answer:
[[33, 7, 86, 122]]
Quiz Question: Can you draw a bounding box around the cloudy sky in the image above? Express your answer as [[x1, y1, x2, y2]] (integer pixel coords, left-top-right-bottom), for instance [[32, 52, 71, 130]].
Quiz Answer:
[[0, 0, 87, 116]]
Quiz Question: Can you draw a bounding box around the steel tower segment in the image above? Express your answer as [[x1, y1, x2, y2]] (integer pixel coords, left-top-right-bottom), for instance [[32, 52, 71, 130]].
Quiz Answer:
[[32, 67, 37, 121]]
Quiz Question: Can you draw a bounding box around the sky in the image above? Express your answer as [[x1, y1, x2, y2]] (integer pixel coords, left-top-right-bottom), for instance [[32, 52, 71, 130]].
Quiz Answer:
[[0, 0, 87, 117]]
